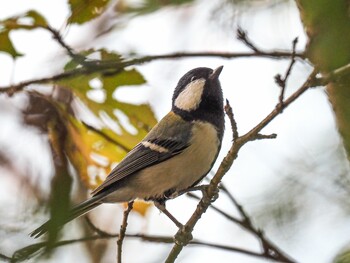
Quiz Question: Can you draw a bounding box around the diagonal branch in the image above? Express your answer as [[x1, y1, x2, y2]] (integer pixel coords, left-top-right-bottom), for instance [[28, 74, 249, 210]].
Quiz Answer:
[[165, 69, 318, 263]]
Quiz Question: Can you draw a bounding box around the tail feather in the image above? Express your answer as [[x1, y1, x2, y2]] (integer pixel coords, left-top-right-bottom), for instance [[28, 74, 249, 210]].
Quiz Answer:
[[30, 194, 105, 238]]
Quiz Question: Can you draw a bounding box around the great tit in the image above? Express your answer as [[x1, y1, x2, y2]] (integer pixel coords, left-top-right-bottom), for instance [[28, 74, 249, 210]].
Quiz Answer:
[[31, 65, 225, 238]]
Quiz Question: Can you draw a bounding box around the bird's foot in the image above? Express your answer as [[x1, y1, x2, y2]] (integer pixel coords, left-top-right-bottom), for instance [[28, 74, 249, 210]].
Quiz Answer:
[[178, 184, 219, 202]]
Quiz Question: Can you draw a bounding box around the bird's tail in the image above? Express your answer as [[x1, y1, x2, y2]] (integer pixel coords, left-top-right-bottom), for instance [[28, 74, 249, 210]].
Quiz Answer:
[[30, 194, 105, 238]]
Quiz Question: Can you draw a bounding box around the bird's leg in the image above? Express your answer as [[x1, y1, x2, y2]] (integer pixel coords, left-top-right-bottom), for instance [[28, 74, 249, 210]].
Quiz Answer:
[[153, 200, 183, 229]]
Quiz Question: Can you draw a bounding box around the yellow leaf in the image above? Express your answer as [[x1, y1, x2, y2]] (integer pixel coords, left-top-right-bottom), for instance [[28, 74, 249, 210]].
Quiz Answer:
[[123, 201, 152, 217], [66, 117, 128, 189]]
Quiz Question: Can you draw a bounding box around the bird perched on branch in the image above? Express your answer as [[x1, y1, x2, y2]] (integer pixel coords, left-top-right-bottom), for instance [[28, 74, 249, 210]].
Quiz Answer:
[[31, 65, 225, 238]]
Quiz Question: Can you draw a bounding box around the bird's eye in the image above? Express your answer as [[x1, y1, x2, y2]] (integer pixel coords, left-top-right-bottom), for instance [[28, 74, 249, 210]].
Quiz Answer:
[[190, 76, 196, 82]]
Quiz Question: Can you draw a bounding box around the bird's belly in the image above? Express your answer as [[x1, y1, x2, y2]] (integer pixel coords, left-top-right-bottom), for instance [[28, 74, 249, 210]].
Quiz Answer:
[[104, 122, 220, 202]]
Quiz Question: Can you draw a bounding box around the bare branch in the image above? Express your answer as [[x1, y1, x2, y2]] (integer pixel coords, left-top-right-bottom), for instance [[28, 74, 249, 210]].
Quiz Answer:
[[224, 99, 238, 142], [0, 49, 304, 96], [45, 26, 83, 62], [117, 201, 134, 263], [236, 27, 260, 53], [275, 37, 299, 110], [255, 133, 277, 140], [9, 232, 292, 263], [85, 216, 116, 238], [186, 192, 242, 225]]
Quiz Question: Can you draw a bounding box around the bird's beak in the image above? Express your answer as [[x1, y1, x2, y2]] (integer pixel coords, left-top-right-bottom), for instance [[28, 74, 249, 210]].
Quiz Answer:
[[209, 65, 224, 80]]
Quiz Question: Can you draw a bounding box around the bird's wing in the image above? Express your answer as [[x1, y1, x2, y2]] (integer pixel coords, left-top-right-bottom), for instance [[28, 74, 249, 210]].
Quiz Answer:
[[91, 137, 189, 195]]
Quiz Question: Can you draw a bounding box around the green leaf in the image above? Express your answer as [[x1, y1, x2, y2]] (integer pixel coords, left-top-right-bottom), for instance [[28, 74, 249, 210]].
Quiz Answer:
[[25, 10, 48, 27], [0, 10, 48, 30], [116, 0, 195, 14], [103, 68, 145, 98], [0, 10, 47, 58], [56, 66, 155, 187], [68, 0, 111, 24], [0, 30, 23, 58]]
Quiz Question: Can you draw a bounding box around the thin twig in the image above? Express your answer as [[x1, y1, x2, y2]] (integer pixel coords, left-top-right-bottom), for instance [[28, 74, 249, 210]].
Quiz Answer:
[[82, 122, 131, 152], [219, 184, 290, 260], [224, 99, 238, 142], [190, 240, 277, 261], [45, 26, 82, 61], [255, 133, 277, 140], [275, 37, 298, 110], [84, 216, 116, 238], [236, 27, 260, 52], [117, 201, 134, 263], [186, 193, 242, 225]]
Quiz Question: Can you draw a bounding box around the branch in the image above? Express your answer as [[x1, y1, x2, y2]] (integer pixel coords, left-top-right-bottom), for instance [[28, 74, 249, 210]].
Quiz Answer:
[[165, 69, 318, 263], [236, 27, 261, 53], [224, 99, 238, 142], [186, 192, 242, 225], [117, 201, 134, 263], [0, 49, 304, 96], [45, 26, 82, 62], [275, 37, 299, 110], [219, 184, 291, 261]]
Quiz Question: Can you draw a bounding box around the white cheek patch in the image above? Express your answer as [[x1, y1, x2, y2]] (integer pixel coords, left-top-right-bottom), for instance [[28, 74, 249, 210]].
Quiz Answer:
[[175, 78, 205, 111], [142, 141, 169, 153]]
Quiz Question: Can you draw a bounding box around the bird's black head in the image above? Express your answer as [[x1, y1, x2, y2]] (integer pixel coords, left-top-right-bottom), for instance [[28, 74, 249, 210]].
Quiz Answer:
[[172, 66, 224, 131]]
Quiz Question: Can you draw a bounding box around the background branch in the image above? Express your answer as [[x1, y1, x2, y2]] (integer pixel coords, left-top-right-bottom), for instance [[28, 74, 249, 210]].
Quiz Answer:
[[0, 50, 304, 96]]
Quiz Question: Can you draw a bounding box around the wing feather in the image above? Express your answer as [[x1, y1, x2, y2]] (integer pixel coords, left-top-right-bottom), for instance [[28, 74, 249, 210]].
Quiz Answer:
[[91, 139, 189, 195]]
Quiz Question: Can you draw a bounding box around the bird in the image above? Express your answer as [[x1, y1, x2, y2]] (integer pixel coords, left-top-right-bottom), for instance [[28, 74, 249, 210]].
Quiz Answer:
[[31, 65, 225, 238]]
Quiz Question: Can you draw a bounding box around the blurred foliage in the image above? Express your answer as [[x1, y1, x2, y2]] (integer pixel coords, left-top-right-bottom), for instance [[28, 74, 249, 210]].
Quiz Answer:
[[334, 248, 350, 263], [296, 0, 350, 162], [0, 10, 48, 57], [23, 54, 157, 214], [296, 0, 350, 71], [0, 0, 180, 219], [68, 0, 111, 24], [0, 0, 201, 240], [115, 0, 194, 14]]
